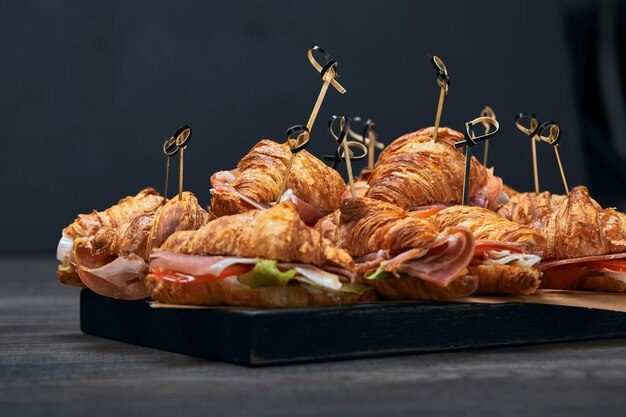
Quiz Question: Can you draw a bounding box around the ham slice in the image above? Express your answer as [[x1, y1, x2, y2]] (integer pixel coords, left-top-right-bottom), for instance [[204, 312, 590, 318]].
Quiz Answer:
[[150, 251, 259, 276], [74, 245, 149, 300], [541, 252, 626, 270], [150, 252, 352, 284], [381, 228, 475, 287], [470, 175, 506, 210], [210, 169, 239, 188], [210, 168, 329, 225], [277, 189, 330, 225]]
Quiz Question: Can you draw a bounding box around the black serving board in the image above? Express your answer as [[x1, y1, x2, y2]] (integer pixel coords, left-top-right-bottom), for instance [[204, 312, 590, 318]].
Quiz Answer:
[[80, 289, 626, 366]]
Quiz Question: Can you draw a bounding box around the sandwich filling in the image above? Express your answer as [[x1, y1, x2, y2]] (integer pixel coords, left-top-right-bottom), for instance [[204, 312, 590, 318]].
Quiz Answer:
[[210, 170, 329, 225], [540, 253, 626, 289], [473, 241, 541, 269], [149, 251, 371, 295], [359, 228, 475, 287]]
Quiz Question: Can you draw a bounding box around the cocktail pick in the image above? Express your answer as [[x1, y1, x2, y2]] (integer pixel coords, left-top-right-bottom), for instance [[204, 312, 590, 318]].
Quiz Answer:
[[306, 46, 346, 131], [480, 106, 496, 166], [431, 56, 450, 142], [514, 112, 541, 194], [277, 46, 346, 201], [277, 125, 311, 199], [455, 116, 499, 205], [324, 116, 367, 198], [173, 125, 192, 201], [162, 134, 179, 200], [348, 117, 384, 169], [538, 121, 569, 195]]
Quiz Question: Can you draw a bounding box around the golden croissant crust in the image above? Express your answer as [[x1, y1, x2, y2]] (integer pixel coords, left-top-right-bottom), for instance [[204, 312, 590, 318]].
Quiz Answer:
[[86, 192, 212, 260], [366, 128, 492, 208], [317, 197, 439, 257], [160, 202, 353, 269], [63, 188, 164, 238], [377, 126, 464, 163], [497, 186, 626, 259], [211, 140, 345, 216], [429, 205, 546, 255]]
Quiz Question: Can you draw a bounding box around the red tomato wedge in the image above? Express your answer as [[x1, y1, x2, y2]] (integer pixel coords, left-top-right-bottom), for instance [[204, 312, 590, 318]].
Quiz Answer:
[[152, 264, 255, 284], [473, 241, 526, 258], [584, 260, 626, 272]]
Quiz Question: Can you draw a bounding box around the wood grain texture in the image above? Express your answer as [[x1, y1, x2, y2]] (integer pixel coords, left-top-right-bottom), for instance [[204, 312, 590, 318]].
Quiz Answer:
[[3, 258, 626, 416]]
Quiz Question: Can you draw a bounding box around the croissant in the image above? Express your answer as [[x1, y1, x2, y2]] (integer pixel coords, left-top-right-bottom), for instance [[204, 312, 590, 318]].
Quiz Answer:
[[56, 188, 165, 287], [160, 201, 350, 267], [429, 206, 546, 255], [146, 202, 377, 308], [63, 188, 164, 238], [315, 198, 478, 300], [498, 186, 626, 259], [428, 205, 545, 295], [497, 186, 626, 292], [74, 192, 212, 300], [365, 127, 506, 210], [210, 140, 345, 225]]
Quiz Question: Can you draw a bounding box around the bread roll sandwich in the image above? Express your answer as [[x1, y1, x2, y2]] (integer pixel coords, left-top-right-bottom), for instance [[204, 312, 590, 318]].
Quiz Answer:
[[498, 186, 626, 292], [146, 202, 375, 308], [315, 198, 477, 300], [73, 192, 211, 299], [56, 188, 164, 287], [365, 127, 508, 210], [210, 140, 346, 225], [428, 206, 546, 294]]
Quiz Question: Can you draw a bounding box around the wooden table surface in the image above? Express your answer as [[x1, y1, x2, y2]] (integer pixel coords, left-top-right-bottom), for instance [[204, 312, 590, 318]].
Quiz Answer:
[[3, 257, 626, 417]]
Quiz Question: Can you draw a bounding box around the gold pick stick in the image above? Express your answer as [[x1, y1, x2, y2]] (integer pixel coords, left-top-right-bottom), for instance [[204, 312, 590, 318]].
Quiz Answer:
[[554, 146, 569, 195], [538, 121, 569, 195], [431, 56, 450, 142], [342, 137, 356, 197], [277, 47, 346, 200], [514, 113, 541, 194], [455, 116, 500, 205], [162, 135, 178, 199], [367, 124, 375, 169], [480, 106, 496, 166], [174, 126, 192, 201], [277, 126, 310, 199], [347, 118, 383, 170], [326, 116, 367, 199]]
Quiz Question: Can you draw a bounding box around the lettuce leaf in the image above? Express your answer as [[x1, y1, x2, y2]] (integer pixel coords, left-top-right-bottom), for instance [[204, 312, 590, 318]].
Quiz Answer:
[[237, 260, 297, 288], [363, 267, 397, 281], [335, 283, 373, 295]]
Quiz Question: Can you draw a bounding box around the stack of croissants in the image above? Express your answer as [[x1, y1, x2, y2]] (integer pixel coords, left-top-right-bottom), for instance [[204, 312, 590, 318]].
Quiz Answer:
[[57, 126, 626, 308]]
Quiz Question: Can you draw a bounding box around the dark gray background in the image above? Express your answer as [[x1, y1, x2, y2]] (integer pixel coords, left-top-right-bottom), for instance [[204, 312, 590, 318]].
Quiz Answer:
[[1, 0, 624, 254]]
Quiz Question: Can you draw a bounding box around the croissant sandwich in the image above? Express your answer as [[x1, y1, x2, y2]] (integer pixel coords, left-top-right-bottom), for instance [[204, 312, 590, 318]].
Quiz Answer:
[[498, 186, 626, 292], [315, 198, 477, 300], [56, 188, 165, 287], [72, 192, 211, 300], [210, 140, 346, 225], [428, 206, 546, 295], [365, 127, 508, 210], [145, 202, 376, 308]]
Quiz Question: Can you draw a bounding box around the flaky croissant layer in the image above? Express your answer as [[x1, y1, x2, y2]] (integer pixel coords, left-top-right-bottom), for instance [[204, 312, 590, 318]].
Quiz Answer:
[[498, 186, 626, 259], [365, 127, 500, 209], [161, 202, 353, 269], [211, 140, 346, 217]]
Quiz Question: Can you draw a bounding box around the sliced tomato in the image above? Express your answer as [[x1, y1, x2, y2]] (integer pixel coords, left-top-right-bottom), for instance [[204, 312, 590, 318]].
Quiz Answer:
[[152, 264, 254, 284], [474, 241, 525, 258], [584, 260, 626, 272], [540, 264, 586, 290]]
